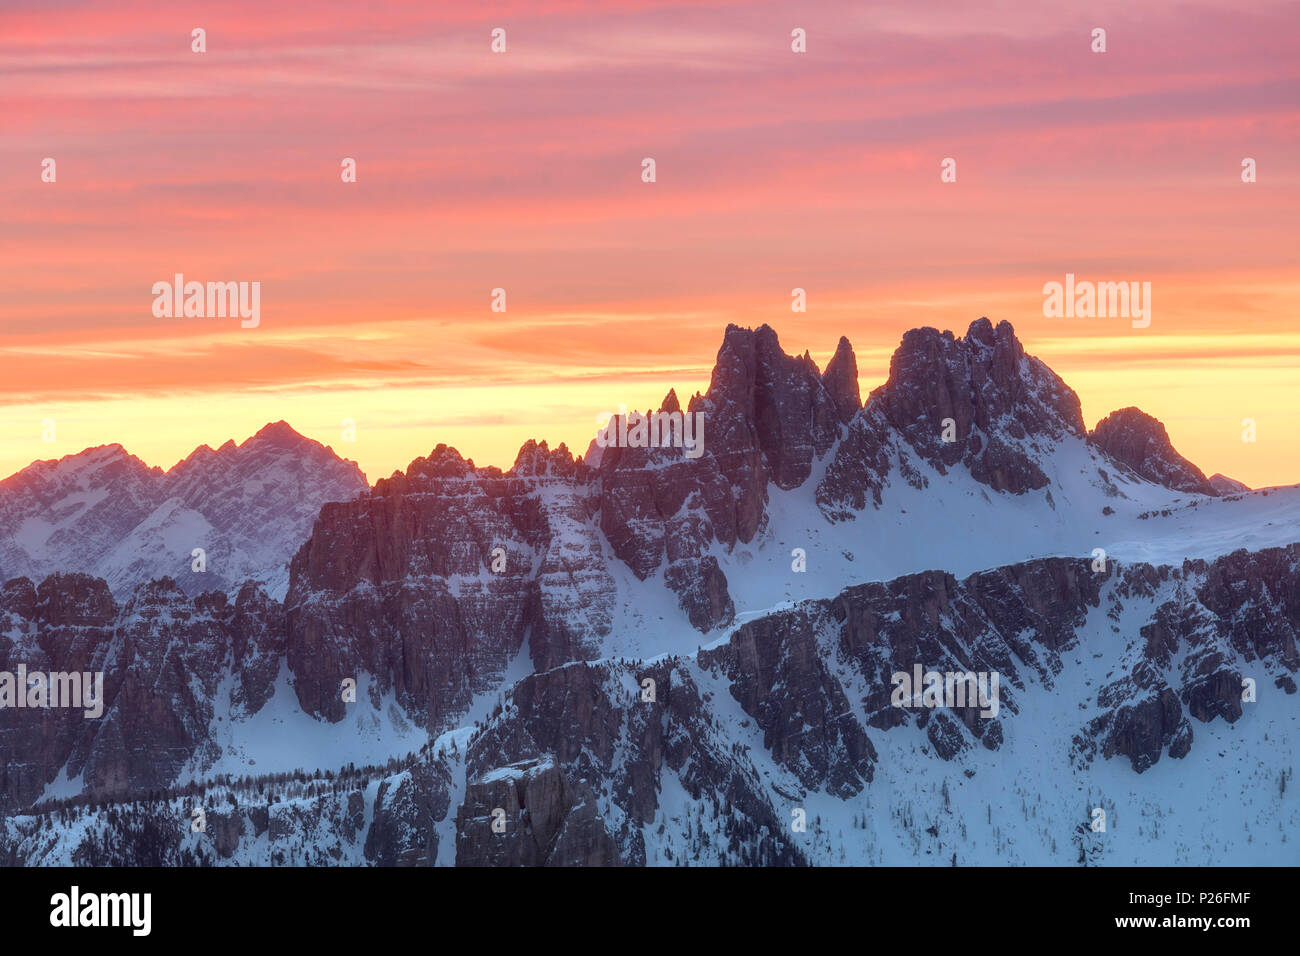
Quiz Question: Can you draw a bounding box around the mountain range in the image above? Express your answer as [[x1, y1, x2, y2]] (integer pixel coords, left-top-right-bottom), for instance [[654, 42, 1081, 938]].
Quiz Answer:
[[0, 421, 367, 600], [0, 317, 1295, 867]]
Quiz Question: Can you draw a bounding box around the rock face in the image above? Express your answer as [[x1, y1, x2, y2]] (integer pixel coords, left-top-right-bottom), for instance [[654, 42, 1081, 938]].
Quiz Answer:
[[365, 757, 453, 866], [0, 573, 118, 807], [285, 323, 869, 728], [1089, 407, 1217, 496], [1, 532, 1297, 864], [285, 440, 614, 730], [700, 609, 876, 798], [0, 573, 283, 808], [818, 318, 1086, 517], [1099, 687, 1190, 773], [1195, 546, 1300, 671], [594, 324, 858, 628], [455, 757, 617, 867], [1076, 546, 1300, 773], [0, 422, 367, 600], [457, 660, 808, 867], [0, 318, 1297, 866]]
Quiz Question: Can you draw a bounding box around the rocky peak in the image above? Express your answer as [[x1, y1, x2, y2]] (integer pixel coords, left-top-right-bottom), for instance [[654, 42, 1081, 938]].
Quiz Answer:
[[374, 444, 479, 496], [588, 323, 858, 630], [818, 318, 1089, 515], [35, 572, 118, 627], [706, 323, 849, 490], [871, 317, 1084, 492], [169, 421, 364, 488], [0, 442, 161, 504], [876, 318, 1085, 442], [1208, 473, 1249, 495], [1089, 407, 1216, 496], [821, 335, 861, 424], [249, 419, 308, 449], [510, 440, 580, 479], [0, 422, 368, 602]]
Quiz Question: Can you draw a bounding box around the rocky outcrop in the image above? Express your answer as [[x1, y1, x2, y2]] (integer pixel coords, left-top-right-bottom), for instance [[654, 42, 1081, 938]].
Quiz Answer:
[[1089, 407, 1217, 496], [461, 660, 808, 866], [1077, 546, 1300, 773], [284, 441, 614, 729], [700, 608, 875, 797], [1194, 545, 1300, 669], [818, 318, 1087, 517], [0, 573, 283, 808], [877, 318, 1085, 488], [834, 559, 1102, 736], [454, 757, 616, 867], [595, 324, 855, 628], [364, 757, 453, 866], [821, 336, 862, 425], [1102, 687, 1190, 772]]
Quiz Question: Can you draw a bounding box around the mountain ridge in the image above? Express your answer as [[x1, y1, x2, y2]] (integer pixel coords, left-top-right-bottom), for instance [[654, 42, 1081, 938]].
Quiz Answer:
[[0, 316, 1296, 866], [2, 320, 1251, 496], [0, 421, 367, 600]]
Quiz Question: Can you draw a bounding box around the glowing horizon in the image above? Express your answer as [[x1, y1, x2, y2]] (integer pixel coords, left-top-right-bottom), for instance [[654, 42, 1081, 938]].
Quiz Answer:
[[2, 0, 1298, 488]]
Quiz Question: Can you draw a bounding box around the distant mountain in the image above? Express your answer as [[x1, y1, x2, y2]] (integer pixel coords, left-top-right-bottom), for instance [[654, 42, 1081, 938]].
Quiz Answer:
[[1088, 406, 1218, 496], [0, 422, 367, 600], [1, 318, 1295, 866], [1209, 472, 1250, 495]]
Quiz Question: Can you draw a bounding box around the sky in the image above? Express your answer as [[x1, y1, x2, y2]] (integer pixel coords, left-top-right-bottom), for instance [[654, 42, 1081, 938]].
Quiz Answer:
[[1, 0, 1298, 488]]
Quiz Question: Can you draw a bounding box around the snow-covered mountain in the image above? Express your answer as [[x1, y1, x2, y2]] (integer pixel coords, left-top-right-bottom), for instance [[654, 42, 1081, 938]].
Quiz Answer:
[[0, 422, 368, 601], [1, 318, 1295, 866], [1089, 406, 1227, 497]]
